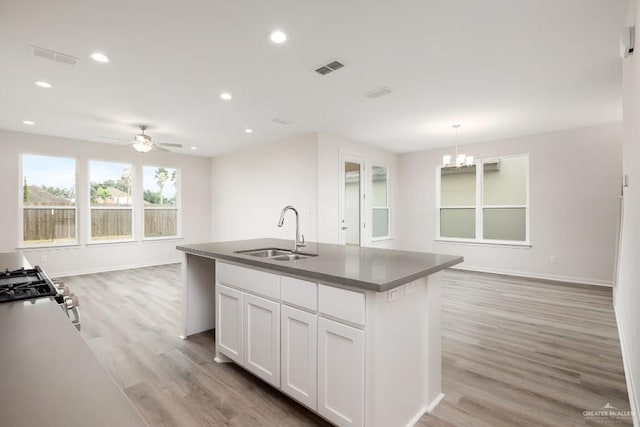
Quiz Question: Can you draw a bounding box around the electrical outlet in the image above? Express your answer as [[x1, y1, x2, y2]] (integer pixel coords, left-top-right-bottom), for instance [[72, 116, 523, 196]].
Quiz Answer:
[[388, 287, 402, 302], [550, 255, 557, 264], [405, 282, 416, 294]]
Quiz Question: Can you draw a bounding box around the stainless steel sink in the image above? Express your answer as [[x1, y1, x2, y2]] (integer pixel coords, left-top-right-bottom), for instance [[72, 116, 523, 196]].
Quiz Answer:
[[271, 254, 307, 261], [235, 247, 316, 261], [235, 248, 291, 258]]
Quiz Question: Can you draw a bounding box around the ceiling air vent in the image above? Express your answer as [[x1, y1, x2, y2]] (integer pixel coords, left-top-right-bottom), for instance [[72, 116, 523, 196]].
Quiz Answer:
[[31, 45, 78, 66], [364, 86, 392, 99], [272, 118, 293, 125], [315, 60, 345, 75]]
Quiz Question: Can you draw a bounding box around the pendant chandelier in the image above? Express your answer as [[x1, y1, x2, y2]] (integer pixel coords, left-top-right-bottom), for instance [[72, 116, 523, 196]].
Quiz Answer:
[[442, 124, 473, 168]]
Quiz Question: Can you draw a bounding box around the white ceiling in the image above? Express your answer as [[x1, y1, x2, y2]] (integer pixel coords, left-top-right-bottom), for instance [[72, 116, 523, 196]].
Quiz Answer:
[[0, 0, 628, 156]]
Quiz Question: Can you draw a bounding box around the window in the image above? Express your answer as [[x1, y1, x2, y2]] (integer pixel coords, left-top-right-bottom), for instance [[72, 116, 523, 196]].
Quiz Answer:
[[438, 155, 528, 244], [21, 154, 77, 246], [371, 165, 390, 239], [143, 166, 179, 238], [89, 161, 133, 241]]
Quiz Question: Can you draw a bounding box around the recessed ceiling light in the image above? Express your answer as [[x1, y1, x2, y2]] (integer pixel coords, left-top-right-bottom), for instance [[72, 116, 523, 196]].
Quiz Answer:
[[270, 30, 287, 44], [23, 120, 35, 125], [34, 81, 52, 88], [220, 92, 232, 100], [244, 128, 253, 134], [91, 52, 110, 63], [190, 146, 198, 150]]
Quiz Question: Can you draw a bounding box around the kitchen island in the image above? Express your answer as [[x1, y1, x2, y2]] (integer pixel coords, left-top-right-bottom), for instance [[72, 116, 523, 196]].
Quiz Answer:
[[177, 238, 462, 427]]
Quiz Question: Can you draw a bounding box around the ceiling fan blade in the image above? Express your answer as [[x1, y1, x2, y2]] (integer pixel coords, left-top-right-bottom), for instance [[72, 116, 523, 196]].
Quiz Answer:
[[157, 142, 183, 148], [152, 145, 170, 152], [97, 136, 130, 142]]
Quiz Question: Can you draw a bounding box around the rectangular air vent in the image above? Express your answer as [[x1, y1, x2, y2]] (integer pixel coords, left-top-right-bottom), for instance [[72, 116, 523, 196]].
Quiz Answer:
[[31, 45, 78, 66], [364, 86, 392, 99], [272, 118, 293, 125], [314, 60, 345, 75]]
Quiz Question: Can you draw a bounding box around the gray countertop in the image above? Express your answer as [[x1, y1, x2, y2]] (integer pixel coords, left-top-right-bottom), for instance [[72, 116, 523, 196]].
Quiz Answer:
[[177, 238, 463, 292], [0, 253, 147, 427]]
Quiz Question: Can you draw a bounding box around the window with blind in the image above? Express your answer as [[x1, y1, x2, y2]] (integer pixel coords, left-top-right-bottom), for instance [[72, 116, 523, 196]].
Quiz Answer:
[[438, 155, 528, 244]]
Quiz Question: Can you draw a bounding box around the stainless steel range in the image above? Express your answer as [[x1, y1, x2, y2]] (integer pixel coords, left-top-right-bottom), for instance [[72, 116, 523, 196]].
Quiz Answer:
[[0, 265, 81, 330]]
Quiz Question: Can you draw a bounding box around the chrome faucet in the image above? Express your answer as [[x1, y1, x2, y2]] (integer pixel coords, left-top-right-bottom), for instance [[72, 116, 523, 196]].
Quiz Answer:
[[278, 205, 305, 251]]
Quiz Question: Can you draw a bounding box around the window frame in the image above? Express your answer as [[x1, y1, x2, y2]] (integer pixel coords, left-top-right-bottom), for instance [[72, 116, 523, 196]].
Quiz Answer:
[[371, 164, 391, 242], [19, 153, 79, 248], [88, 160, 135, 244], [435, 153, 530, 246], [142, 165, 182, 240]]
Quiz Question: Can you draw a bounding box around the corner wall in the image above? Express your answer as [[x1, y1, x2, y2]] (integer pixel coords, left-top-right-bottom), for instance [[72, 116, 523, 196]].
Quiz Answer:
[[615, 0, 640, 423], [0, 129, 211, 277], [397, 123, 622, 286], [209, 134, 319, 242]]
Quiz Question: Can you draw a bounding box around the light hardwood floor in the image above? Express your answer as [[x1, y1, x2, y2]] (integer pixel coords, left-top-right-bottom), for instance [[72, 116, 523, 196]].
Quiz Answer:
[[60, 265, 633, 427]]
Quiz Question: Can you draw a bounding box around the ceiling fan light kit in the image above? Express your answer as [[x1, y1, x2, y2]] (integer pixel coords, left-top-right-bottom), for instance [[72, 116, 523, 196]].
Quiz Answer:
[[123, 125, 182, 153], [132, 141, 153, 152]]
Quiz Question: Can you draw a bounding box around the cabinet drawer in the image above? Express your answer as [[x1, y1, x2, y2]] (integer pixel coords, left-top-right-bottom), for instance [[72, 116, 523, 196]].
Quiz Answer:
[[281, 276, 317, 312], [318, 285, 365, 326], [217, 262, 280, 300]]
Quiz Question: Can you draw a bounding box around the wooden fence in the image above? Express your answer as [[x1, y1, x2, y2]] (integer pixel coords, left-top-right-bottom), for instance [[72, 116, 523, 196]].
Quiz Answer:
[[23, 208, 177, 243], [144, 209, 177, 237], [23, 208, 76, 243]]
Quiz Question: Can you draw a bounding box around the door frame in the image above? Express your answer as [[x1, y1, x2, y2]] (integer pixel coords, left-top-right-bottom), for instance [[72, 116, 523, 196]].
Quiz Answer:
[[339, 152, 366, 246]]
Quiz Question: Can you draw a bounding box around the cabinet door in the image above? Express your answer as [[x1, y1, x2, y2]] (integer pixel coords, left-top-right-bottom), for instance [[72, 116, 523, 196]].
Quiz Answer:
[[216, 284, 243, 364], [317, 317, 364, 427], [281, 305, 317, 410], [243, 293, 280, 387]]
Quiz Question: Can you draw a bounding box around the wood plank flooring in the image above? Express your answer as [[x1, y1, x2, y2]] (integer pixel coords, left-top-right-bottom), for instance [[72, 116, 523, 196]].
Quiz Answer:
[[60, 265, 633, 427]]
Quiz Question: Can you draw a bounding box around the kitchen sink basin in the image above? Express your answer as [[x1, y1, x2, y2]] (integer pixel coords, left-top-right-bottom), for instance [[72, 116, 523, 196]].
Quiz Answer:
[[235, 248, 291, 258], [235, 247, 316, 261], [271, 254, 307, 261]]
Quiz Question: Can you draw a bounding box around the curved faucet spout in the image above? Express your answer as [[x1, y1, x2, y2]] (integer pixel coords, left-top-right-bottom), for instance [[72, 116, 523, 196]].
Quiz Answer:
[[278, 206, 305, 250]]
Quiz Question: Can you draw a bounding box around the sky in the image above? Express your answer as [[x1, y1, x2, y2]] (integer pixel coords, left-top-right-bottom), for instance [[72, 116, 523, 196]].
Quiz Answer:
[[23, 155, 177, 198], [23, 154, 75, 189]]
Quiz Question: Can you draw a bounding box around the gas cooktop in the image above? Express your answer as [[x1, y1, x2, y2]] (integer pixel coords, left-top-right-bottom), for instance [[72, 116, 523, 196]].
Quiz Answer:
[[0, 266, 59, 303]]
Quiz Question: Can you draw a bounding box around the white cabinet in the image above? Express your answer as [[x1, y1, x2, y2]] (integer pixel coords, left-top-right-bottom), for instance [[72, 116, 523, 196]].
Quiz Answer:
[[216, 284, 243, 364], [281, 304, 317, 410], [317, 317, 365, 427], [243, 293, 280, 387]]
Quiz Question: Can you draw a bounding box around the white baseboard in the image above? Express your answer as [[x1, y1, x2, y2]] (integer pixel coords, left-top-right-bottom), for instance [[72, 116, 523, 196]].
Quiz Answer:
[[405, 406, 428, 427], [426, 393, 445, 413], [615, 307, 639, 427], [452, 265, 613, 287], [54, 259, 181, 278]]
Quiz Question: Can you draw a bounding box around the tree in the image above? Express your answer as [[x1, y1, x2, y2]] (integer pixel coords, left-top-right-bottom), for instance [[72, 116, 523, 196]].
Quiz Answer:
[[23, 177, 29, 203], [90, 184, 111, 204], [42, 186, 75, 200], [121, 167, 132, 204], [154, 168, 169, 205], [143, 190, 162, 204]]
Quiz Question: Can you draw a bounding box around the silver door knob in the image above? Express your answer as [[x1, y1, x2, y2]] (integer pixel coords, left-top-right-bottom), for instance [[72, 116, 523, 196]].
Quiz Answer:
[[341, 226, 349, 230]]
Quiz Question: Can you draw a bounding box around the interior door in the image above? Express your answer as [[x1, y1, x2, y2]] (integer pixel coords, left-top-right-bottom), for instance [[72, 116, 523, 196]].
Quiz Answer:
[[340, 154, 365, 246]]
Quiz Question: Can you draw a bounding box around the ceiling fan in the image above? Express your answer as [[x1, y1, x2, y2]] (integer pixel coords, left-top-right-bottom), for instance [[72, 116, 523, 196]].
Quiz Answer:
[[100, 126, 183, 153]]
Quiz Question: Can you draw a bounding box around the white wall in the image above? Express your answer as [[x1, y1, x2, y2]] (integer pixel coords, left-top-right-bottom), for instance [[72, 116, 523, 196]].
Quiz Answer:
[[210, 134, 318, 243], [615, 0, 640, 423], [398, 123, 622, 286], [0, 129, 211, 276], [209, 132, 400, 248], [316, 133, 400, 248]]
